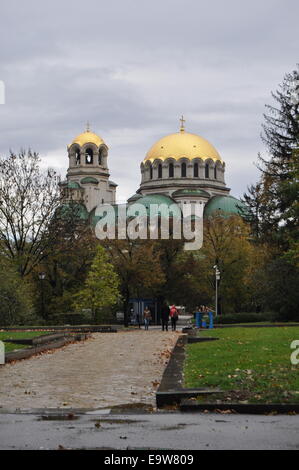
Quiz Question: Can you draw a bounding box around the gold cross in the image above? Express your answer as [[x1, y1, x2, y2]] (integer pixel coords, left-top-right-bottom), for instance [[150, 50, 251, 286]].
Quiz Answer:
[[86, 121, 90, 132], [180, 115, 185, 132]]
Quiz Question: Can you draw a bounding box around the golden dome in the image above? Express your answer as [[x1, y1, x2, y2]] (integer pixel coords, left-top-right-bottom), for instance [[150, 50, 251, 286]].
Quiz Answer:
[[70, 130, 105, 148], [144, 131, 222, 163]]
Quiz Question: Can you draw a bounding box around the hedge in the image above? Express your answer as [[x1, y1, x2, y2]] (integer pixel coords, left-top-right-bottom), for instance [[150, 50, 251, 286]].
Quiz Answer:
[[214, 311, 279, 324]]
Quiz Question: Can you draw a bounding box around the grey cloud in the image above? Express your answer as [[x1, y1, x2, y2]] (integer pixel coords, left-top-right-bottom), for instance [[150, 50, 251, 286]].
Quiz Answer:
[[0, 0, 298, 202]]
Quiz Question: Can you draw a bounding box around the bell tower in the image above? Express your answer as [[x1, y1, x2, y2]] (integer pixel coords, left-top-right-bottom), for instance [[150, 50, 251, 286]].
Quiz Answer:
[[62, 125, 117, 212]]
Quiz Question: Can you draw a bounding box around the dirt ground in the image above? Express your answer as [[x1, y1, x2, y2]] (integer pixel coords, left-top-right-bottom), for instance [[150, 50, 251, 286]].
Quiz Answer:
[[0, 330, 180, 410]]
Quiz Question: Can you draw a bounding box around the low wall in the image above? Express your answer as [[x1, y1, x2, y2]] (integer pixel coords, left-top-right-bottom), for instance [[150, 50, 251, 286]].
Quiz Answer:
[[3, 333, 90, 364]]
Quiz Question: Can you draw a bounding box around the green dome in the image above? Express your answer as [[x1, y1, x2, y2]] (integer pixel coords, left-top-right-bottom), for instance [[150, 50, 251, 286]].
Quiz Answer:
[[80, 177, 98, 184], [127, 193, 143, 203], [66, 181, 81, 189], [90, 204, 121, 227], [90, 195, 182, 229], [57, 203, 89, 221], [204, 195, 246, 218], [130, 194, 181, 219]]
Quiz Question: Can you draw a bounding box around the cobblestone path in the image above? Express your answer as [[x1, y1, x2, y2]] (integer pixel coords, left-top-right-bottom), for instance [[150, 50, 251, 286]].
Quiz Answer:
[[0, 330, 179, 409]]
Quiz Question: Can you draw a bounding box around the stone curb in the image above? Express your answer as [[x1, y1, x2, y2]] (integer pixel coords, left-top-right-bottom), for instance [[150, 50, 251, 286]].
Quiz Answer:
[[156, 334, 222, 408], [4, 333, 68, 346], [213, 323, 299, 329], [187, 337, 219, 344], [3, 333, 90, 364], [180, 400, 299, 414], [1, 326, 117, 333]]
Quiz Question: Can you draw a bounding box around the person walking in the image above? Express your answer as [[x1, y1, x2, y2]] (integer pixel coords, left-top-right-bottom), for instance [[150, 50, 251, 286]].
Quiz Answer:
[[207, 306, 214, 329], [195, 306, 203, 329], [170, 305, 179, 331], [161, 303, 170, 331], [143, 306, 152, 330]]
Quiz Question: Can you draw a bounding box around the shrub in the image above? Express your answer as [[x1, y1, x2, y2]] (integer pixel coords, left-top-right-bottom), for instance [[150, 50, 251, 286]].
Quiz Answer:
[[214, 311, 279, 324], [47, 311, 92, 325]]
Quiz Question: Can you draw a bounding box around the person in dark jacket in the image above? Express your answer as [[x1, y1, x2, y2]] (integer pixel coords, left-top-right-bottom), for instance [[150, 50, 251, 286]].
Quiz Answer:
[[161, 303, 170, 331]]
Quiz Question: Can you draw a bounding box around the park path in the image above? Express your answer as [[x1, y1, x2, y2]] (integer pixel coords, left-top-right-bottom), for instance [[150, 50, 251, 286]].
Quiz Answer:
[[0, 330, 180, 410]]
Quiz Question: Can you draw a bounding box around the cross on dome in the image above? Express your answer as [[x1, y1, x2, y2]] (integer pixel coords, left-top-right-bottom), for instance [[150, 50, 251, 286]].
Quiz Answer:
[[180, 115, 186, 133]]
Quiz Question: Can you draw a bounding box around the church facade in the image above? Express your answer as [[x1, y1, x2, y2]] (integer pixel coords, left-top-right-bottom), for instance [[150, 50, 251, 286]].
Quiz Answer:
[[61, 119, 244, 222], [60, 126, 117, 213]]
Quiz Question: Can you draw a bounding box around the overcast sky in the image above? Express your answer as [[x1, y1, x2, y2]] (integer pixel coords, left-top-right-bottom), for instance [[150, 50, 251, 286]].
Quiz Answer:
[[0, 0, 298, 202]]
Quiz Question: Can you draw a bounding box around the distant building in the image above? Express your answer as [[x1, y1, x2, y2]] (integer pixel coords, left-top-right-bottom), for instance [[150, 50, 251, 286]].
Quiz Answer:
[[61, 119, 245, 223], [60, 126, 117, 212], [129, 117, 244, 217]]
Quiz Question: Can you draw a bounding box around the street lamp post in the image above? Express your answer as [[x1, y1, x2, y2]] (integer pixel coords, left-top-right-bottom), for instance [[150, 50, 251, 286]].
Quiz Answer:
[[38, 272, 46, 320], [120, 249, 130, 327], [213, 265, 221, 317]]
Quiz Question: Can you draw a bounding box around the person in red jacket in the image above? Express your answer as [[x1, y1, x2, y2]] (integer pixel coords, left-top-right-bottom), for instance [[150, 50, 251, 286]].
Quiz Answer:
[[169, 305, 179, 331]]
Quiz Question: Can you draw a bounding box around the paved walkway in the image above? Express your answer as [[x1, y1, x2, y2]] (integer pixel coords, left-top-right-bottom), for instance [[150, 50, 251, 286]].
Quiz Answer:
[[0, 330, 179, 410], [1, 410, 299, 450]]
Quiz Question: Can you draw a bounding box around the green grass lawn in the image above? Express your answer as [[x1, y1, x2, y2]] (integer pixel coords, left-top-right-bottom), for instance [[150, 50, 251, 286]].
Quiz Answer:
[[184, 326, 299, 404], [0, 331, 52, 353]]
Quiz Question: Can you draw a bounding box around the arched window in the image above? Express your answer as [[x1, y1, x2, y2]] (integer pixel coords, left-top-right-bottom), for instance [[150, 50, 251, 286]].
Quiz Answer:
[[75, 149, 80, 165], [98, 148, 102, 165], [158, 164, 162, 179], [150, 165, 153, 180], [169, 163, 174, 178], [205, 162, 209, 178], [181, 162, 186, 177], [85, 148, 93, 164], [193, 163, 198, 177], [214, 166, 217, 179]]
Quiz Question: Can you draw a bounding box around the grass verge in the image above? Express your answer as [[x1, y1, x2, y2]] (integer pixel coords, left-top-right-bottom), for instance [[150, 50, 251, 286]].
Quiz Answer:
[[0, 331, 52, 353], [184, 326, 299, 404]]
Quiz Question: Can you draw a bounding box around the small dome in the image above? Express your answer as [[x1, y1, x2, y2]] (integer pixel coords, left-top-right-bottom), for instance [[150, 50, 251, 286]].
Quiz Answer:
[[131, 194, 182, 219], [57, 203, 89, 221], [144, 131, 222, 163], [80, 176, 98, 185], [127, 193, 143, 203], [70, 130, 105, 148], [66, 181, 82, 189], [204, 195, 246, 218], [90, 204, 120, 227]]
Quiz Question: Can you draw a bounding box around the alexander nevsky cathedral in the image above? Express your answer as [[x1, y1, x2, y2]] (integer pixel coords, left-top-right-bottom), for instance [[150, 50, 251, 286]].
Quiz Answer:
[[60, 118, 244, 224]]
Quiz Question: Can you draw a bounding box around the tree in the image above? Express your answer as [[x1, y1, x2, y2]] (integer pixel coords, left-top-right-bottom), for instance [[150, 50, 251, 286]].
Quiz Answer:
[[0, 150, 60, 276], [0, 254, 33, 325], [189, 215, 254, 314], [241, 66, 299, 319], [104, 239, 165, 326], [74, 245, 120, 322], [242, 67, 299, 248], [33, 203, 98, 316], [263, 256, 299, 320], [241, 181, 274, 240]]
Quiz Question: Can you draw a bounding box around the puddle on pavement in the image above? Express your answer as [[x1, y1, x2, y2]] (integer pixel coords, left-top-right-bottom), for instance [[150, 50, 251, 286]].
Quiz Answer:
[[159, 423, 187, 431], [38, 413, 79, 421], [92, 418, 146, 425]]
